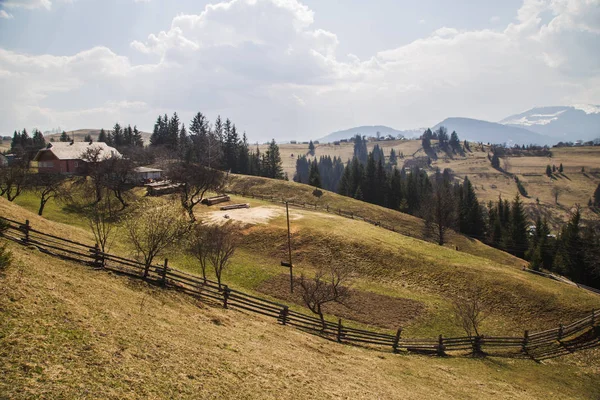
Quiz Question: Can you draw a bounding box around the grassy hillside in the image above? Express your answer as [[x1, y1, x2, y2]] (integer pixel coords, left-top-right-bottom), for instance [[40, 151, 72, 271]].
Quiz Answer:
[[2, 239, 600, 399], [266, 140, 600, 228], [7, 184, 600, 339]]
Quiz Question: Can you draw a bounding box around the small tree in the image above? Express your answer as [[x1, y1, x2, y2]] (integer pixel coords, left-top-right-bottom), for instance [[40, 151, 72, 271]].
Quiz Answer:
[[124, 202, 189, 278], [452, 287, 487, 338], [308, 140, 315, 156], [167, 162, 227, 222], [422, 170, 456, 245], [102, 157, 136, 209], [491, 153, 500, 170], [546, 165, 552, 177], [551, 186, 562, 205], [559, 163, 564, 173], [208, 222, 239, 289], [187, 223, 212, 283], [0, 162, 30, 202], [85, 192, 119, 266], [31, 172, 66, 216], [297, 263, 352, 331]]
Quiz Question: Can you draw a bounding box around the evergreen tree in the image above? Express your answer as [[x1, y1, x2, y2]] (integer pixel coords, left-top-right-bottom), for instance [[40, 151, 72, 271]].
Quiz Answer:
[[308, 159, 321, 188], [132, 125, 143, 147], [594, 183, 600, 208], [83, 134, 93, 143], [308, 140, 315, 156], [98, 128, 107, 143], [168, 113, 180, 150], [559, 163, 564, 173], [60, 131, 70, 142], [491, 153, 500, 169], [263, 139, 284, 179], [32, 130, 46, 148], [509, 193, 529, 258], [421, 128, 432, 151], [112, 123, 124, 147], [238, 133, 250, 174], [352, 135, 368, 164], [546, 165, 552, 177], [449, 131, 460, 152], [388, 148, 398, 167]]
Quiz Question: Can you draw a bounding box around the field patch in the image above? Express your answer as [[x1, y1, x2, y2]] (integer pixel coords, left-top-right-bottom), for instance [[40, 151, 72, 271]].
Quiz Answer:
[[258, 273, 425, 329]]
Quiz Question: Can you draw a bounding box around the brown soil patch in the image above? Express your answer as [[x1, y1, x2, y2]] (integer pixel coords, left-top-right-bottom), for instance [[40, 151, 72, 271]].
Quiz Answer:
[[258, 274, 425, 330]]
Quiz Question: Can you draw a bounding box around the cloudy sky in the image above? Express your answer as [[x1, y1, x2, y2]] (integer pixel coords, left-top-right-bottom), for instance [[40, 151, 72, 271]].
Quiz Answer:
[[0, 0, 599, 142]]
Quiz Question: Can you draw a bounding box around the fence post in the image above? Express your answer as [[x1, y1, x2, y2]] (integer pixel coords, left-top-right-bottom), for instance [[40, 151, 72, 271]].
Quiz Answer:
[[472, 335, 482, 354], [93, 243, 101, 268], [337, 318, 343, 343], [21, 219, 30, 244], [592, 309, 596, 326], [223, 285, 230, 309], [522, 330, 529, 353], [437, 334, 445, 356], [392, 328, 402, 353], [161, 258, 168, 287], [278, 306, 289, 325], [350, 212, 354, 219], [558, 324, 563, 340]]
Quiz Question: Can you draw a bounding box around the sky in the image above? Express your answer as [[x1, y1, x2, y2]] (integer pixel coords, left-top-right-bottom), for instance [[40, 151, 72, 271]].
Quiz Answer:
[[0, 0, 599, 142]]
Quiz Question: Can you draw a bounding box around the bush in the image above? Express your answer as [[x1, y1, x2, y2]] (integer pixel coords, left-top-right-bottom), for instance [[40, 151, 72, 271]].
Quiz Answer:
[[0, 243, 12, 270]]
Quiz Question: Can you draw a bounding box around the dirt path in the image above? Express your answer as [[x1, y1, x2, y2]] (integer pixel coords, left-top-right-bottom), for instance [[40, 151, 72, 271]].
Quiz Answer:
[[204, 206, 304, 225]]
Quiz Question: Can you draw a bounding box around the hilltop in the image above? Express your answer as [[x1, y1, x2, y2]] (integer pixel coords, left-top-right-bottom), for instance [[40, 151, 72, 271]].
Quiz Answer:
[[44, 128, 152, 144]]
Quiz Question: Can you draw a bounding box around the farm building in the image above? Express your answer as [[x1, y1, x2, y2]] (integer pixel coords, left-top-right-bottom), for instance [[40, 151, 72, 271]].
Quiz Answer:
[[33, 142, 121, 174], [133, 166, 163, 182]]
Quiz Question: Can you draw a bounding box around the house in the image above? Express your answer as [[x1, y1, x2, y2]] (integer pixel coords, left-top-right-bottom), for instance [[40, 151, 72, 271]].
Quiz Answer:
[[133, 166, 163, 182], [33, 142, 121, 174]]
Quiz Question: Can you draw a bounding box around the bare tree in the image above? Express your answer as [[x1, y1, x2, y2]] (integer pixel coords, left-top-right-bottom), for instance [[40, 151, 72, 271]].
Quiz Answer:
[[551, 186, 563, 205], [208, 222, 239, 289], [452, 287, 487, 338], [422, 170, 456, 245], [0, 162, 30, 202], [187, 223, 212, 283], [86, 192, 119, 266], [102, 157, 136, 209], [297, 263, 352, 331], [167, 162, 227, 222], [124, 202, 190, 279], [80, 146, 109, 203], [31, 172, 66, 216]]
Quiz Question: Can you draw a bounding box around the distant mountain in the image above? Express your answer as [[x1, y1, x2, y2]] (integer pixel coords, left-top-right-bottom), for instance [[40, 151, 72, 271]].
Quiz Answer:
[[433, 117, 554, 146], [317, 125, 423, 143], [500, 105, 600, 141]]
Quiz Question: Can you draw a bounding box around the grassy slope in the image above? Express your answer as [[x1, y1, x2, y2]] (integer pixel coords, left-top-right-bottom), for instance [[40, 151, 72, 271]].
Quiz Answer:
[[270, 140, 600, 228], [2, 240, 600, 399], [6, 188, 600, 339]]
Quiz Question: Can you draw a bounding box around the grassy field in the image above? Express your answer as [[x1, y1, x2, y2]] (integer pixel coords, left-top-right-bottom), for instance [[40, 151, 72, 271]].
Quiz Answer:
[[265, 140, 600, 229], [5, 182, 600, 339], [2, 239, 600, 399]]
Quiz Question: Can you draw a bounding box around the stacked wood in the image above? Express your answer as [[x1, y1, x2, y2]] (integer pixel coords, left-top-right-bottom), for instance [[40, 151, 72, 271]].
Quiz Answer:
[[202, 195, 230, 206], [220, 203, 249, 211]]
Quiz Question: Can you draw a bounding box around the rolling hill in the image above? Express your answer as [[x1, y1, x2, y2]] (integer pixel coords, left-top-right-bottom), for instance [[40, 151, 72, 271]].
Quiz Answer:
[[317, 125, 423, 143], [433, 118, 554, 146], [44, 128, 152, 145]]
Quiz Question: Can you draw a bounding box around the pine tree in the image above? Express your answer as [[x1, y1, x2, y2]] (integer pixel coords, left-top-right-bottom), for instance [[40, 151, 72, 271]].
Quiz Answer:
[[594, 183, 600, 208], [32, 130, 46, 148], [352, 135, 368, 164], [132, 125, 143, 147], [388, 148, 397, 167], [168, 113, 180, 150], [546, 165, 552, 177], [263, 139, 284, 179], [308, 140, 315, 156], [112, 123, 124, 147], [98, 128, 107, 143], [559, 163, 564, 173], [238, 133, 250, 174], [60, 131, 70, 142], [510, 193, 529, 258], [491, 153, 500, 169], [83, 134, 93, 143], [308, 159, 321, 188], [449, 131, 460, 152]]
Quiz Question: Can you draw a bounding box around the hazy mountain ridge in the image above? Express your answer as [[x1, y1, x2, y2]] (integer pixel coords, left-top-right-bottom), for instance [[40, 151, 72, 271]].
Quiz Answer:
[[318, 125, 423, 143], [500, 105, 600, 141]]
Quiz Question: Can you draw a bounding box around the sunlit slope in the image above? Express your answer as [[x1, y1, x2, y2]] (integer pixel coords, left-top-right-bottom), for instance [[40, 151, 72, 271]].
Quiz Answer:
[[2, 240, 600, 399]]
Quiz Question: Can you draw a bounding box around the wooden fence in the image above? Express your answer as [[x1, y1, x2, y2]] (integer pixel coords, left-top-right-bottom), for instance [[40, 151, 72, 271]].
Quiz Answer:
[[226, 190, 600, 298], [1, 216, 598, 361]]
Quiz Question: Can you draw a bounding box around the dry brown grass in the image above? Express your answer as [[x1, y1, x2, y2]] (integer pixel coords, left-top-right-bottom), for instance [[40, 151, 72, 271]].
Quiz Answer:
[[2, 240, 600, 399]]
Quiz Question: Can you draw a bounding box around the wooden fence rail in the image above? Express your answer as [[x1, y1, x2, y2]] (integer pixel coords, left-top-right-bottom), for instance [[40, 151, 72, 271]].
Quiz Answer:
[[1, 216, 598, 360]]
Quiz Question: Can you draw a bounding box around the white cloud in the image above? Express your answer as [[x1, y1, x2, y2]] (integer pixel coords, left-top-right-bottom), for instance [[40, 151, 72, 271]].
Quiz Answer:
[[1, 0, 52, 10], [1, 0, 599, 140], [490, 16, 500, 23], [0, 10, 15, 18], [133, 0, 151, 2]]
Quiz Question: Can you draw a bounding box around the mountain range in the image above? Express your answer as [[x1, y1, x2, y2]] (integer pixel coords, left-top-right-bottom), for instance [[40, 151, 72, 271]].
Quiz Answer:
[[318, 104, 600, 146]]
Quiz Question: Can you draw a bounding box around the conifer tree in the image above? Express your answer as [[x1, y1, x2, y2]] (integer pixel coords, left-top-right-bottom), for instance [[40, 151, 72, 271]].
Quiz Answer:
[[510, 193, 529, 258], [263, 139, 284, 179], [308, 140, 315, 156], [308, 159, 321, 188], [60, 131, 70, 142], [98, 128, 107, 143]]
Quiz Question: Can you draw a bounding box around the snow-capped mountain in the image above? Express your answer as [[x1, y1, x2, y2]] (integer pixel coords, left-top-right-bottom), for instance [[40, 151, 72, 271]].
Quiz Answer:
[[500, 105, 600, 141]]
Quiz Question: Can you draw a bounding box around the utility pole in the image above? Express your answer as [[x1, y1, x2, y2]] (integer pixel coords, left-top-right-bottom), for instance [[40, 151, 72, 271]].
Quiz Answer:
[[280, 201, 294, 293]]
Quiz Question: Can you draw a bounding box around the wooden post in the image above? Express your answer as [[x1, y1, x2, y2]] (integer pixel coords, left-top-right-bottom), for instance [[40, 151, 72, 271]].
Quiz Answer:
[[223, 285, 230, 309], [161, 258, 168, 287], [558, 324, 563, 340], [472, 336, 482, 354], [285, 202, 294, 294], [437, 334, 445, 356], [392, 328, 402, 353], [522, 330, 529, 353], [279, 306, 289, 325], [337, 318, 343, 343], [22, 219, 30, 244], [94, 243, 101, 268], [592, 309, 596, 326]]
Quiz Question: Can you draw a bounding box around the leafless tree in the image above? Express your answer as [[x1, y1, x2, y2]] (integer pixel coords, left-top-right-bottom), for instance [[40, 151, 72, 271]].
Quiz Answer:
[[208, 222, 239, 289], [297, 262, 352, 331], [85, 192, 119, 266], [422, 170, 456, 245], [0, 162, 30, 202], [551, 186, 563, 205], [452, 287, 487, 338], [187, 222, 212, 283], [80, 146, 109, 203], [167, 162, 227, 222], [102, 157, 136, 209], [31, 172, 66, 216], [124, 202, 190, 279]]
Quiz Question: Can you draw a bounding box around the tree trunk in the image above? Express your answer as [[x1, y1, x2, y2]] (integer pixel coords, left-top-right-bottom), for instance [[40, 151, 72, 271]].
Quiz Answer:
[[318, 305, 326, 331], [38, 198, 47, 216]]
